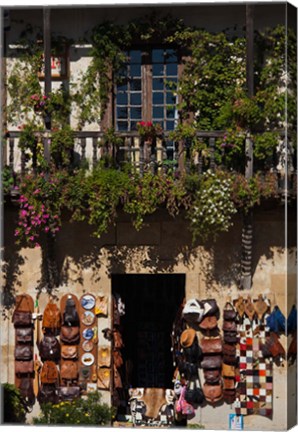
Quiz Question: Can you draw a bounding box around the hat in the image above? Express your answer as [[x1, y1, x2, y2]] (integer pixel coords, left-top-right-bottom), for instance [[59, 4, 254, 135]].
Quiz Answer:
[[180, 328, 197, 348]]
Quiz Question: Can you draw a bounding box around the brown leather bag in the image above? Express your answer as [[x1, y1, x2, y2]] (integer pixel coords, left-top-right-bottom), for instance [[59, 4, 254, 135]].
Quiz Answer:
[[40, 361, 59, 384], [199, 316, 217, 330], [60, 360, 78, 380], [113, 329, 124, 349], [60, 326, 80, 344], [262, 332, 285, 358], [223, 377, 235, 390], [223, 343, 236, 355], [12, 311, 32, 327], [223, 388, 236, 404], [223, 302, 237, 321], [59, 386, 81, 401], [222, 363, 235, 377], [42, 303, 61, 334], [200, 337, 222, 354], [203, 382, 223, 403], [15, 327, 33, 344], [223, 320, 237, 332], [15, 345, 33, 361], [224, 332, 238, 344], [61, 345, 78, 359], [201, 355, 222, 369], [15, 360, 34, 374], [113, 350, 123, 368], [203, 369, 221, 384], [223, 354, 238, 365]]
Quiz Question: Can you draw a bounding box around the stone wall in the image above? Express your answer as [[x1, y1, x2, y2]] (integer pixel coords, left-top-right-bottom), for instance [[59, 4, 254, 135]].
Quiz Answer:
[[1, 203, 296, 429]]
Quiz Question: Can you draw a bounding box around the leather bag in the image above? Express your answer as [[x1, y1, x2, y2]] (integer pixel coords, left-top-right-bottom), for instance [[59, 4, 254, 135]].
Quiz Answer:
[[59, 386, 81, 401], [61, 345, 78, 359], [203, 382, 223, 403], [262, 332, 285, 358], [222, 363, 235, 377], [97, 367, 110, 390], [200, 355, 222, 369], [182, 299, 205, 324], [19, 377, 35, 405], [40, 361, 59, 384], [60, 326, 80, 344], [15, 327, 33, 344], [39, 335, 60, 361], [223, 354, 238, 365], [63, 297, 79, 326], [200, 337, 222, 354], [15, 360, 34, 374], [12, 311, 32, 327], [185, 379, 205, 405], [223, 377, 235, 390], [113, 350, 123, 369], [199, 315, 217, 330], [224, 332, 238, 344], [113, 329, 124, 349], [222, 320, 237, 332], [183, 339, 203, 364], [253, 295, 268, 321], [60, 360, 78, 380], [223, 343, 236, 356], [178, 359, 198, 380], [15, 345, 33, 361], [203, 369, 221, 384], [201, 299, 219, 317], [42, 303, 61, 335], [223, 388, 236, 404], [223, 302, 237, 321], [38, 383, 59, 405]]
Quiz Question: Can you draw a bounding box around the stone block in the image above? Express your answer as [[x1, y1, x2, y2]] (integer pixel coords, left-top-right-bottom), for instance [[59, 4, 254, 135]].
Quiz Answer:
[[117, 222, 161, 246]]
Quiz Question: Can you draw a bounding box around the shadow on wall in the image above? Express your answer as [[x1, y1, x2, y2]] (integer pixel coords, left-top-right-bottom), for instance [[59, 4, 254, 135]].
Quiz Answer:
[[2, 203, 292, 317]]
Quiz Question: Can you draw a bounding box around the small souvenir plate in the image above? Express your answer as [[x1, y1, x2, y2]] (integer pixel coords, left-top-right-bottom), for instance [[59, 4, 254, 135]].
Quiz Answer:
[[82, 328, 94, 340], [81, 310, 95, 326], [82, 339, 94, 352], [81, 352, 95, 366], [81, 294, 95, 310]]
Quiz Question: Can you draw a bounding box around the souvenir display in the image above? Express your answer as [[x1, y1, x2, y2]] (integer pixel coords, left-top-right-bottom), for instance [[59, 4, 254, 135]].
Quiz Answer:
[[81, 310, 95, 326], [81, 294, 96, 310], [82, 340, 94, 352], [95, 295, 108, 317], [81, 352, 95, 366], [42, 303, 61, 335], [222, 301, 238, 404]]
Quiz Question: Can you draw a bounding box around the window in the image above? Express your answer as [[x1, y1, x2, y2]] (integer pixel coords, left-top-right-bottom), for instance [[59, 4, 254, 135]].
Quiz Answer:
[[115, 48, 179, 133]]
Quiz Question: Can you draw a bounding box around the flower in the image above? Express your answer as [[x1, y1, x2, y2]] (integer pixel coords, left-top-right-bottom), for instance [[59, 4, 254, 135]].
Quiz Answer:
[[137, 121, 163, 140]]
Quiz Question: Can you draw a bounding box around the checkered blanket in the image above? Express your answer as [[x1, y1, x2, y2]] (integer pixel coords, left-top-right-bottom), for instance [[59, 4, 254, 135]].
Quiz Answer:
[[234, 319, 273, 418]]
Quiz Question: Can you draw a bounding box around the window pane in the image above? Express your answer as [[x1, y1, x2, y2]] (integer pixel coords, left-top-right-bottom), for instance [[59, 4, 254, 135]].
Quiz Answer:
[[152, 64, 164, 76], [166, 108, 175, 119], [129, 50, 142, 64], [153, 78, 164, 90], [166, 121, 175, 131], [131, 107, 142, 119], [117, 121, 128, 131], [118, 82, 128, 91], [165, 78, 178, 90], [166, 92, 176, 104], [117, 92, 128, 105], [165, 49, 178, 63], [117, 107, 128, 119], [130, 121, 138, 131], [153, 106, 164, 119], [153, 92, 164, 104], [130, 64, 141, 77], [152, 49, 164, 63], [130, 93, 141, 105], [131, 79, 141, 91], [166, 63, 178, 76]]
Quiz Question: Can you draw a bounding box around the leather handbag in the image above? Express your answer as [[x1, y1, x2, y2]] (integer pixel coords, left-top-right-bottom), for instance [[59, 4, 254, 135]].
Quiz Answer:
[[200, 355, 222, 369], [224, 332, 238, 344], [38, 383, 59, 405], [15, 345, 33, 361], [223, 343, 236, 356], [39, 335, 60, 361], [60, 360, 78, 380], [200, 337, 222, 354], [253, 295, 268, 321], [97, 367, 110, 390], [42, 303, 61, 335], [63, 297, 79, 326], [203, 369, 221, 384], [223, 377, 235, 389], [12, 311, 32, 327], [199, 316, 217, 330], [59, 386, 81, 401], [201, 299, 219, 317], [244, 296, 255, 321], [19, 377, 35, 405], [98, 346, 111, 367], [60, 326, 80, 344], [185, 379, 205, 405], [15, 360, 34, 374], [40, 361, 59, 384], [223, 354, 238, 365], [15, 327, 33, 344], [223, 302, 237, 321], [262, 332, 285, 358], [61, 345, 78, 359], [113, 350, 123, 369], [222, 321, 237, 332], [178, 359, 198, 379], [223, 388, 236, 404], [203, 382, 223, 403], [222, 363, 235, 377]]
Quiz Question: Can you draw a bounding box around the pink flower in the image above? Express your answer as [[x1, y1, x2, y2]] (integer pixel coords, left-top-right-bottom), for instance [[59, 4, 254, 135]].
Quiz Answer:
[[14, 230, 20, 236], [33, 189, 41, 195], [20, 210, 27, 217], [35, 243, 40, 248], [44, 227, 50, 232], [29, 236, 35, 241]]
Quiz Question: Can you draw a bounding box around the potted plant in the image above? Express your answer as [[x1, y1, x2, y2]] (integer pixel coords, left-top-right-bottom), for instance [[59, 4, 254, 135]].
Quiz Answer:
[[137, 121, 163, 144]]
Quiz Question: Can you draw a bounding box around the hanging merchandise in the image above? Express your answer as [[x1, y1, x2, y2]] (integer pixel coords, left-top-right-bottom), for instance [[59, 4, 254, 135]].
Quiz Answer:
[[203, 382, 223, 404], [114, 293, 125, 316], [81, 310, 95, 326], [199, 315, 218, 331], [203, 369, 221, 384], [266, 306, 286, 334], [175, 385, 195, 416], [113, 329, 124, 349], [19, 376, 35, 406], [39, 335, 61, 361], [15, 345, 33, 361], [60, 325, 80, 344], [82, 327, 94, 340], [185, 378, 205, 405], [261, 332, 285, 361], [15, 327, 33, 344], [244, 296, 256, 322], [287, 305, 297, 335], [95, 295, 108, 317], [60, 360, 79, 380], [63, 296, 80, 326], [253, 295, 269, 323], [182, 299, 205, 325], [61, 345, 78, 360], [58, 386, 81, 401], [81, 294, 96, 310], [200, 337, 222, 354], [42, 303, 61, 335], [98, 367, 111, 390], [223, 302, 237, 321], [288, 331, 297, 365], [40, 361, 59, 384], [38, 383, 59, 405]]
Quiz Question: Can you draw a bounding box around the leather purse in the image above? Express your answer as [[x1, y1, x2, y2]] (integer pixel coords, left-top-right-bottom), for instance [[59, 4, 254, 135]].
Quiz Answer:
[[200, 337, 222, 354], [97, 367, 110, 390], [60, 326, 80, 344], [223, 354, 238, 365], [203, 382, 223, 403], [224, 332, 238, 344], [40, 361, 59, 384], [15, 327, 33, 344], [223, 343, 236, 355], [61, 345, 78, 359], [15, 345, 33, 361], [223, 377, 235, 389], [38, 383, 59, 405], [19, 377, 35, 405], [185, 379, 205, 405], [200, 355, 222, 369], [12, 311, 32, 327], [39, 335, 60, 361], [201, 299, 219, 317], [59, 386, 81, 401], [60, 360, 78, 380], [222, 363, 235, 377], [223, 388, 236, 404], [203, 369, 221, 384], [222, 320, 237, 332], [223, 302, 237, 321], [15, 360, 34, 374], [199, 316, 218, 330]]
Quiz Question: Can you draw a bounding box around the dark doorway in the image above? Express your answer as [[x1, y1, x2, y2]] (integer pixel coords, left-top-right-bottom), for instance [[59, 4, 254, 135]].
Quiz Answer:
[[112, 274, 185, 389]]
